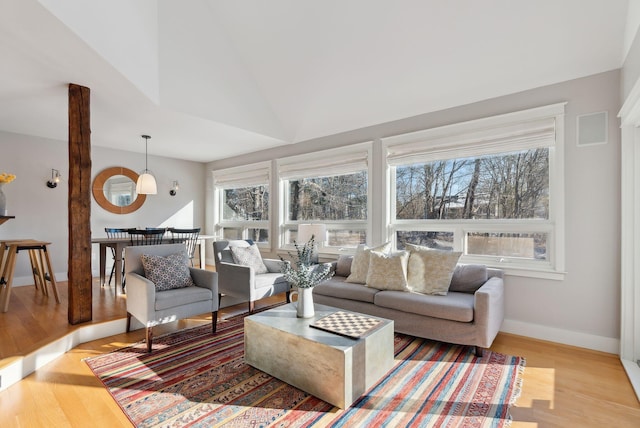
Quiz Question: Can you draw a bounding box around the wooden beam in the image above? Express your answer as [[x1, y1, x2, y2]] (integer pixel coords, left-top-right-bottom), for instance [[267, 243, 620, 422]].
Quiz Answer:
[[67, 83, 92, 324]]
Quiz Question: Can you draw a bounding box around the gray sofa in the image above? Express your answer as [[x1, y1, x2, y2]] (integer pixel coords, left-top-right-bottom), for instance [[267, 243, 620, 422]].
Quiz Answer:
[[313, 258, 504, 356]]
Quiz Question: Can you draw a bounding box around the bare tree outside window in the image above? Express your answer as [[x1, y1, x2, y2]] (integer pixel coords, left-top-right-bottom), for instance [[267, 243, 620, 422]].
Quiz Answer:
[[288, 172, 367, 221], [223, 185, 269, 221], [222, 185, 269, 242], [396, 148, 549, 221]]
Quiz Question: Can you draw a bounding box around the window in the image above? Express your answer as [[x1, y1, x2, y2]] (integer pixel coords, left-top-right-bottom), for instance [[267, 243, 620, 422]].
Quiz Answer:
[[213, 162, 271, 246], [278, 143, 372, 250], [385, 103, 565, 277]]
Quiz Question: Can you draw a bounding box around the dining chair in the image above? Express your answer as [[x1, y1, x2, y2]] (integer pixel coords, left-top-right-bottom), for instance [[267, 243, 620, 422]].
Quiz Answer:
[[104, 227, 135, 286], [129, 229, 166, 245], [169, 227, 201, 266]]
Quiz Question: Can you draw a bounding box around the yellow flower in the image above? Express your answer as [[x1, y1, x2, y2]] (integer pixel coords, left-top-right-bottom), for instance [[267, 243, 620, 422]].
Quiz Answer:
[[0, 173, 16, 184]]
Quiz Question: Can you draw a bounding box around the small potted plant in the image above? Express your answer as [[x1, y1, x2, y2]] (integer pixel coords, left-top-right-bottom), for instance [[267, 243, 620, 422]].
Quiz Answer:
[[281, 235, 333, 317]]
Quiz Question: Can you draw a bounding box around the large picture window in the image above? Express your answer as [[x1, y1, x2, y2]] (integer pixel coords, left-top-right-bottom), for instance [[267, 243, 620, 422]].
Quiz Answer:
[[278, 144, 371, 250], [385, 104, 565, 277], [213, 162, 271, 246]]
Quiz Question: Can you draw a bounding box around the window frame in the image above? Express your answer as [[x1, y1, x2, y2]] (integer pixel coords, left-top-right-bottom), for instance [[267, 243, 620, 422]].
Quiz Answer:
[[212, 161, 272, 249], [277, 142, 373, 253], [383, 103, 566, 279]]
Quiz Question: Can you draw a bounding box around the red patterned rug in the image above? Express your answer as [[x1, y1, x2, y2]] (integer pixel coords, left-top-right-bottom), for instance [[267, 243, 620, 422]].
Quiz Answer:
[[85, 311, 524, 427]]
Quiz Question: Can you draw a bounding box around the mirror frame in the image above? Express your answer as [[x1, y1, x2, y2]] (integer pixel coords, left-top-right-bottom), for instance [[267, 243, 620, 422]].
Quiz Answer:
[[92, 167, 146, 214]]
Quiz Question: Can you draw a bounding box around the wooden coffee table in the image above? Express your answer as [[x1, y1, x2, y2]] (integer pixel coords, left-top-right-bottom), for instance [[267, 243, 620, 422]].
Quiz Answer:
[[244, 303, 394, 408]]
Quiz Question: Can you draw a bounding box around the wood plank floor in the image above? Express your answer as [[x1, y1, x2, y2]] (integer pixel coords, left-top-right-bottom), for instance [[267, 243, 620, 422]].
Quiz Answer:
[[1, 278, 639, 427]]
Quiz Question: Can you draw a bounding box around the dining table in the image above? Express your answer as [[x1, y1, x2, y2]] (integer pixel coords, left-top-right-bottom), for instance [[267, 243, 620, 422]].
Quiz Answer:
[[91, 235, 214, 293]]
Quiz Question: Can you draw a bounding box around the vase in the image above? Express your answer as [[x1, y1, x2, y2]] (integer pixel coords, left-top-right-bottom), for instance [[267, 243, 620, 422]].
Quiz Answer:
[[0, 184, 6, 216], [292, 287, 315, 318]]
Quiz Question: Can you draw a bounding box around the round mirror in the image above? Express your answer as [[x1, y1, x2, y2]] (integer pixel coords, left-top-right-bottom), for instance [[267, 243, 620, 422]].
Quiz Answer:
[[103, 174, 137, 207], [92, 167, 146, 214]]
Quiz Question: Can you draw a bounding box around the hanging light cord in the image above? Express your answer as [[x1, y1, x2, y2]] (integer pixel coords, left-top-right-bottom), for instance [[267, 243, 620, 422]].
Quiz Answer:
[[142, 135, 151, 172]]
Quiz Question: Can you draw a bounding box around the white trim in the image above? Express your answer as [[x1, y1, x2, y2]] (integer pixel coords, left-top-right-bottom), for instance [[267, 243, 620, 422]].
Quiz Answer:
[[382, 102, 566, 147], [277, 142, 373, 250], [501, 319, 619, 354], [212, 161, 272, 248], [619, 77, 640, 401], [212, 161, 271, 188], [0, 318, 126, 392], [384, 103, 566, 277], [277, 142, 371, 180]]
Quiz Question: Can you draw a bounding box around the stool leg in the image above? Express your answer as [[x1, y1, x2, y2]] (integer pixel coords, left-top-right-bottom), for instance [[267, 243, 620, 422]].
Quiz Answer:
[[31, 249, 48, 296], [42, 247, 60, 303], [28, 249, 42, 293], [1, 246, 18, 312], [43, 246, 60, 303], [36, 249, 49, 296]]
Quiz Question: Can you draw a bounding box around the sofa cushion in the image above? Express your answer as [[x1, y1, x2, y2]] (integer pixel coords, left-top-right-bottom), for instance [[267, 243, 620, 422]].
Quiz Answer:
[[313, 276, 380, 303], [230, 243, 268, 274], [346, 242, 392, 284], [449, 264, 488, 293], [365, 250, 410, 291], [405, 244, 461, 295], [374, 290, 474, 322], [335, 255, 353, 277], [142, 252, 195, 291]]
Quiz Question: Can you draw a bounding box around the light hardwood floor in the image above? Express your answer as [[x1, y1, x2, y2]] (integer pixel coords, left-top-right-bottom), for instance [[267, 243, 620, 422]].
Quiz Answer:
[[1, 278, 639, 427]]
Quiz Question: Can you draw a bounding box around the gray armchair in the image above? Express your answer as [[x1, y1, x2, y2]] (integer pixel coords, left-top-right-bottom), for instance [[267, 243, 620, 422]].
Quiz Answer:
[[125, 244, 218, 352], [213, 239, 290, 313]]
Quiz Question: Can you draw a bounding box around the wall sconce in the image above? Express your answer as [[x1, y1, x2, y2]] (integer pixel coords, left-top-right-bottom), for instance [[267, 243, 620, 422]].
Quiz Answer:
[[169, 180, 179, 196], [46, 169, 61, 188]]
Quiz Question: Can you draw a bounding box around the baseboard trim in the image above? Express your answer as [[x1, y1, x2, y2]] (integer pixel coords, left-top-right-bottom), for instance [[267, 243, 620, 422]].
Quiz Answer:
[[621, 358, 640, 402], [501, 319, 619, 354], [0, 318, 126, 392]]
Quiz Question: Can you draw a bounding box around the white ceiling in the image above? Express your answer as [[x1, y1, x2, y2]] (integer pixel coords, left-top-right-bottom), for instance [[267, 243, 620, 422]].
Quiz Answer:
[[0, 0, 632, 162]]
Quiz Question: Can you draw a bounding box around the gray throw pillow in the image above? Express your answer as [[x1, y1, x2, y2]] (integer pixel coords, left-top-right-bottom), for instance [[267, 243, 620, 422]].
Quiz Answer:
[[449, 264, 488, 293], [142, 252, 195, 291], [335, 255, 353, 277]]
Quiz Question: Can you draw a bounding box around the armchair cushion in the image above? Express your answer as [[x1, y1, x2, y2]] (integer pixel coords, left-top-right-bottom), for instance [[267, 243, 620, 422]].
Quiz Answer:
[[230, 243, 268, 274], [142, 252, 195, 291]]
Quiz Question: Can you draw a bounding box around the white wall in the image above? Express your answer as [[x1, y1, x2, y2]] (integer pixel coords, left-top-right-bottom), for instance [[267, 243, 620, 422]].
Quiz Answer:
[[0, 130, 207, 283], [207, 70, 622, 353]]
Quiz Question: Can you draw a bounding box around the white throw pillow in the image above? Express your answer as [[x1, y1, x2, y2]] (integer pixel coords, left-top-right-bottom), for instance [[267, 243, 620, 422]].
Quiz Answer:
[[230, 243, 268, 274], [365, 250, 410, 291], [345, 242, 392, 284], [405, 244, 462, 295]]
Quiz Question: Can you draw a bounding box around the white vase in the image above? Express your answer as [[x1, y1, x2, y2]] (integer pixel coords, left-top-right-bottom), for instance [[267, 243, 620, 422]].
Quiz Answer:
[[0, 184, 6, 216], [292, 287, 315, 318]]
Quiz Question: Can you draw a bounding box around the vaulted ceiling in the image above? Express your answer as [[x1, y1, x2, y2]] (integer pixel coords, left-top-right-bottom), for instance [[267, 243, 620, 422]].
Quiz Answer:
[[0, 0, 632, 162]]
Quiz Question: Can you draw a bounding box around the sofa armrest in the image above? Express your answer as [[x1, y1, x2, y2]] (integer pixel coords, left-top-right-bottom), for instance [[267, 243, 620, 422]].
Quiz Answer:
[[473, 276, 505, 348], [125, 272, 156, 326], [264, 258, 286, 273], [189, 268, 218, 296]]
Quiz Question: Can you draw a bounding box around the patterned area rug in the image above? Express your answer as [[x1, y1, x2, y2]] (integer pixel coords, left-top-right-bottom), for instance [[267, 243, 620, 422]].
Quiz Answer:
[[85, 311, 525, 427]]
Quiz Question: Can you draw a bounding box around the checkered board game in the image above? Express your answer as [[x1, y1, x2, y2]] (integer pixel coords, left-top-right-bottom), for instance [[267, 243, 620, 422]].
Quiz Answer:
[[310, 311, 382, 339]]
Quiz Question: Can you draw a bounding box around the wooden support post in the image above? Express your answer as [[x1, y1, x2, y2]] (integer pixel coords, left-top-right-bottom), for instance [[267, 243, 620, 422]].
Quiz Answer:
[[68, 83, 92, 324]]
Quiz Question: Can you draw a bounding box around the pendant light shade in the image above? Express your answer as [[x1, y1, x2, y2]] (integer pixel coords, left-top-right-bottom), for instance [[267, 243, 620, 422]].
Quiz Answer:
[[136, 135, 157, 195]]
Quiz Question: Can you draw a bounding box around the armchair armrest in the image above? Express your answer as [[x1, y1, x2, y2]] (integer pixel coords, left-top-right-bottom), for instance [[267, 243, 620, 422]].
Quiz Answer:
[[264, 258, 287, 273], [473, 276, 505, 348], [125, 272, 156, 326], [217, 262, 254, 299], [189, 268, 218, 296]]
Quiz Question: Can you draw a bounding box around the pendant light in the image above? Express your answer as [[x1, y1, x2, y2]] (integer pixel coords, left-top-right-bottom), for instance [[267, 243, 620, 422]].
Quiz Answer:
[[136, 134, 157, 195]]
